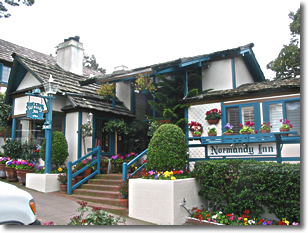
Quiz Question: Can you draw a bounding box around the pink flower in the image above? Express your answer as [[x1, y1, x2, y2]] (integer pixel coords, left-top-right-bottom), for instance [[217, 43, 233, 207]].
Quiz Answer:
[[82, 160, 87, 164], [289, 124, 293, 128]]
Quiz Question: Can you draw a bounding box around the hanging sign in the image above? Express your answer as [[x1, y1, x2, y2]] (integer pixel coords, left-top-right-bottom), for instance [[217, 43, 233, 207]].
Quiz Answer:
[[26, 102, 44, 120]]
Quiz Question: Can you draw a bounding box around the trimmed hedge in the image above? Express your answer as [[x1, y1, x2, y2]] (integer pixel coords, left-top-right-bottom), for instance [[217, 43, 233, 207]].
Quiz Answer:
[[40, 131, 69, 167], [193, 160, 300, 223], [146, 124, 188, 171]]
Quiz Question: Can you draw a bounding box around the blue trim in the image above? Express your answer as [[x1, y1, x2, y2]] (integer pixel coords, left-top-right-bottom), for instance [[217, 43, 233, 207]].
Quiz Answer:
[[179, 56, 210, 67], [221, 102, 261, 132], [130, 85, 134, 113], [78, 112, 82, 159], [184, 70, 188, 96], [92, 115, 96, 148], [231, 58, 236, 89], [63, 115, 66, 136], [0, 63, 3, 83], [262, 98, 300, 123]]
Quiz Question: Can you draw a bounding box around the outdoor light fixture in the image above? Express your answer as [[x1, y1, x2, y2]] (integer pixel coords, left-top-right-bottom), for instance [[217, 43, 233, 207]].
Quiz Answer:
[[43, 75, 59, 95], [87, 112, 93, 123]]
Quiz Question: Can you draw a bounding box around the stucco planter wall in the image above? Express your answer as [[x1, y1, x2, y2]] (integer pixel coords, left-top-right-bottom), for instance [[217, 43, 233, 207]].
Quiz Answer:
[[26, 173, 61, 193], [129, 178, 207, 225]]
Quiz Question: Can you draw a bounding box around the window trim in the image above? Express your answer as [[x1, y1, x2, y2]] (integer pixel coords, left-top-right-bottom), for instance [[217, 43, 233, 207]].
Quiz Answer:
[[221, 102, 261, 133], [262, 97, 300, 123]]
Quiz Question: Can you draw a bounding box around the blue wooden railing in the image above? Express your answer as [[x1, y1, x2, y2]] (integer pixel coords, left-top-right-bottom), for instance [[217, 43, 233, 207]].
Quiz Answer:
[[67, 146, 101, 194], [122, 148, 148, 182]]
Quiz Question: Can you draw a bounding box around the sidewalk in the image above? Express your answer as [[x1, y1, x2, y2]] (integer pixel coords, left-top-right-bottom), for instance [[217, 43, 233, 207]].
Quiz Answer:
[[9, 181, 155, 226]]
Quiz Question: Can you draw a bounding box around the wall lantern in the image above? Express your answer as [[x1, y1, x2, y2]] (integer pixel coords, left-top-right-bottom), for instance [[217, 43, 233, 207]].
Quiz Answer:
[[87, 112, 93, 123]]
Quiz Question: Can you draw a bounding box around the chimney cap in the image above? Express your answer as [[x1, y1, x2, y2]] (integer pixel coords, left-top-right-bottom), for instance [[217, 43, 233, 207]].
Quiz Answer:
[[64, 36, 80, 42]]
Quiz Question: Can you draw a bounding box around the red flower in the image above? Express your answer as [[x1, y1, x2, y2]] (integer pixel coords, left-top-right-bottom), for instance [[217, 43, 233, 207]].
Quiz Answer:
[[244, 209, 250, 214]]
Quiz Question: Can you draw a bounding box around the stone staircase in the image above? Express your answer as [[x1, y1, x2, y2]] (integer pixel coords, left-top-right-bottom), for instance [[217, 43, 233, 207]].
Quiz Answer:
[[70, 173, 128, 216]]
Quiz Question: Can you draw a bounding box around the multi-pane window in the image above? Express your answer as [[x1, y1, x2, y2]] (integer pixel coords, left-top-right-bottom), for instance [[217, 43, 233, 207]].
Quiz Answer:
[[264, 99, 300, 135], [223, 103, 260, 134], [0, 64, 11, 84]]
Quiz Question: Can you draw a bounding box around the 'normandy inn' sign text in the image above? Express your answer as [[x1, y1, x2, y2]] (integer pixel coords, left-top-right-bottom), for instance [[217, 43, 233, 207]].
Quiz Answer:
[[208, 143, 277, 156]]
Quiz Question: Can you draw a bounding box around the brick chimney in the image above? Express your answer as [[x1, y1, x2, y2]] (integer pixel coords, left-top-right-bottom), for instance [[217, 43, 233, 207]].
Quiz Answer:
[[56, 36, 84, 75]]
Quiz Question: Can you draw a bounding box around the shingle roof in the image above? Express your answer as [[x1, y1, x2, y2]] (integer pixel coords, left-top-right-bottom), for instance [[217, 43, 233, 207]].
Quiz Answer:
[[180, 78, 301, 104], [0, 38, 102, 78], [9, 54, 134, 117]]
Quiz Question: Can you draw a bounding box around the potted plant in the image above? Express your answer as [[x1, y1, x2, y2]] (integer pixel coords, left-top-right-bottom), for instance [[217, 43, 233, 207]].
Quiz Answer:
[[239, 121, 255, 134], [260, 122, 272, 133], [279, 119, 293, 136], [15, 159, 36, 185], [223, 123, 234, 136], [96, 82, 116, 100], [205, 108, 222, 124], [75, 159, 93, 178], [5, 159, 17, 182], [110, 154, 124, 173], [100, 156, 110, 174], [134, 73, 156, 95], [188, 121, 203, 137], [0, 156, 9, 179], [207, 125, 217, 136], [57, 173, 67, 193], [119, 179, 129, 207]]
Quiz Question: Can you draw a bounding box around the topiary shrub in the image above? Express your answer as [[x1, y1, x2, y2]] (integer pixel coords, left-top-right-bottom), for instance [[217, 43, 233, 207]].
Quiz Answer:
[[40, 131, 69, 167], [146, 124, 188, 171]]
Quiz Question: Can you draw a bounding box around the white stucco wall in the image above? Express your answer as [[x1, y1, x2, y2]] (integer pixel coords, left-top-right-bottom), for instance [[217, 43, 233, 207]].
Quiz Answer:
[[65, 112, 79, 162], [116, 82, 131, 111], [17, 72, 41, 91], [234, 56, 254, 87], [202, 59, 232, 91]]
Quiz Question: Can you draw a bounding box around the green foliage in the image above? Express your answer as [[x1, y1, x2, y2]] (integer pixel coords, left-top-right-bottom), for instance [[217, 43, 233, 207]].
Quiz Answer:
[[1, 139, 39, 163], [0, 93, 12, 127], [147, 74, 202, 132], [193, 160, 300, 223], [0, 0, 34, 18], [267, 8, 300, 79], [122, 118, 150, 153], [68, 201, 126, 225], [83, 54, 106, 74], [146, 124, 188, 171], [102, 119, 129, 135], [79, 122, 93, 155], [40, 131, 69, 167]]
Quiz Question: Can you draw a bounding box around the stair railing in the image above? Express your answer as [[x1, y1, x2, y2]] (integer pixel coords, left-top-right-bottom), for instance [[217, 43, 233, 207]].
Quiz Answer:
[[67, 146, 101, 195], [122, 148, 148, 182]]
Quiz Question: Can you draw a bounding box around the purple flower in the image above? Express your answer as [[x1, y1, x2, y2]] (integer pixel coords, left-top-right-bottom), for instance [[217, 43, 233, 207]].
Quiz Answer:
[[111, 155, 118, 160]]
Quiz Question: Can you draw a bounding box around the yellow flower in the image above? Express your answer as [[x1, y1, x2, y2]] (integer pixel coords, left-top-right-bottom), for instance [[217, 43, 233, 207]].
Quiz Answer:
[[131, 164, 135, 168], [135, 167, 137, 170], [58, 167, 63, 172], [171, 176, 176, 180]]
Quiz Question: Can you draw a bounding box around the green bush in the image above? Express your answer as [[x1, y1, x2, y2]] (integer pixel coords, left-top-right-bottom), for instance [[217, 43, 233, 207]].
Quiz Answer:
[[2, 139, 40, 163], [193, 160, 300, 223], [146, 124, 188, 171], [40, 131, 69, 167]]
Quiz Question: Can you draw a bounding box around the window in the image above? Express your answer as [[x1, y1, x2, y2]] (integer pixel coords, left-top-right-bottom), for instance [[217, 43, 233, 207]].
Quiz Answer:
[[0, 64, 11, 84], [222, 103, 260, 134], [134, 91, 153, 120], [263, 98, 300, 135]]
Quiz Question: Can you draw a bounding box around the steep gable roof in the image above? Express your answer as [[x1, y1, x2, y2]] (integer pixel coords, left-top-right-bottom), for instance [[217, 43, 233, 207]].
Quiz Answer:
[[0, 38, 102, 78], [5, 53, 134, 118]]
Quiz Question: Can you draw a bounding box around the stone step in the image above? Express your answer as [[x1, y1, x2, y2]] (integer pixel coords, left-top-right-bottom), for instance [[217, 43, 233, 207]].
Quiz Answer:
[[88, 178, 122, 186], [73, 189, 120, 199], [95, 174, 123, 180], [80, 183, 119, 192]]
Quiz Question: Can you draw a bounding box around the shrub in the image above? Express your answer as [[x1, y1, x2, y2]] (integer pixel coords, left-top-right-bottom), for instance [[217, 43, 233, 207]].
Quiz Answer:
[[146, 124, 188, 171], [1, 139, 23, 160], [193, 160, 300, 223], [40, 131, 69, 168]]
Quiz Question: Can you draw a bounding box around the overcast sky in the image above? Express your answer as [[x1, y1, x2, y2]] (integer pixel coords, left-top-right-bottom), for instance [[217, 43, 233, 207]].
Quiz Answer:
[[0, 0, 301, 80]]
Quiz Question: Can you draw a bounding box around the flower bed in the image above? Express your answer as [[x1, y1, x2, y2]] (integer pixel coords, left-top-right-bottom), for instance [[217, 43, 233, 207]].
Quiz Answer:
[[188, 207, 299, 225]]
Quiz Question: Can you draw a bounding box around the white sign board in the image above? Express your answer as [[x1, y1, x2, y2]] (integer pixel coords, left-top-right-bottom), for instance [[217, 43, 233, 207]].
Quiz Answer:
[[208, 143, 277, 156]]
